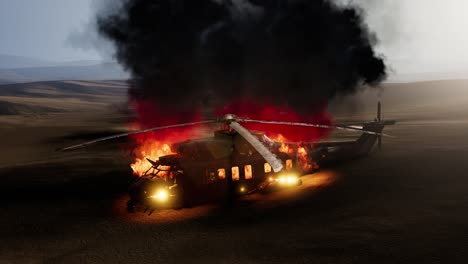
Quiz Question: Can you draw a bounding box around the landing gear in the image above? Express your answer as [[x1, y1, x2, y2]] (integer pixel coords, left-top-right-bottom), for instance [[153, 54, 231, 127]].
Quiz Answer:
[[126, 199, 135, 213], [172, 186, 185, 210]]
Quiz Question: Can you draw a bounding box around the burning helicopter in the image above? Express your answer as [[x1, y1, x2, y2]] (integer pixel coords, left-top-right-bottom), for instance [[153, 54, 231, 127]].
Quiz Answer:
[[61, 102, 394, 214]]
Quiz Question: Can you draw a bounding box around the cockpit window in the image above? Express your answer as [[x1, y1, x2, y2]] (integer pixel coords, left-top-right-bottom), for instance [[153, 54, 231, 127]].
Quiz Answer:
[[145, 165, 171, 179], [157, 165, 171, 171]]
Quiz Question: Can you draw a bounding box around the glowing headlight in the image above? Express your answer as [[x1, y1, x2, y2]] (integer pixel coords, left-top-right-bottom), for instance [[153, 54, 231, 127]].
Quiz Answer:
[[287, 176, 299, 184], [150, 189, 169, 202], [275, 174, 299, 186]]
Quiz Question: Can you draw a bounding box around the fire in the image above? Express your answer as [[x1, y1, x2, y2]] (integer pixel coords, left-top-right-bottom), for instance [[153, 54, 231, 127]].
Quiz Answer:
[[273, 134, 318, 172], [297, 146, 315, 172], [274, 135, 292, 154], [272, 134, 294, 154], [130, 139, 174, 176], [127, 100, 206, 176], [126, 99, 329, 176]]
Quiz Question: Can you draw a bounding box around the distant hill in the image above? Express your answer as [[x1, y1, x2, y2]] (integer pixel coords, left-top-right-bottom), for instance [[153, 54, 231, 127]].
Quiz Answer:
[[0, 70, 30, 84], [0, 54, 109, 69], [0, 80, 128, 98], [387, 72, 468, 83], [0, 54, 56, 69], [0, 62, 129, 84], [0, 80, 129, 116], [329, 79, 468, 123], [0, 54, 128, 83], [0, 100, 64, 116]]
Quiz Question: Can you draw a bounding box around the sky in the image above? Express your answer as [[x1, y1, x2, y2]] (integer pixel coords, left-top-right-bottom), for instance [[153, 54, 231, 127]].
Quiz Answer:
[[351, 0, 468, 76], [0, 0, 99, 62], [0, 0, 468, 76]]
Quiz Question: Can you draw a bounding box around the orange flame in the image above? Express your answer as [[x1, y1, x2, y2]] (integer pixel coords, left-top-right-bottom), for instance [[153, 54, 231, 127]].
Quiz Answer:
[[298, 146, 313, 171], [130, 139, 174, 176], [273, 134, 294, 154], [273, 134, 318, 172]]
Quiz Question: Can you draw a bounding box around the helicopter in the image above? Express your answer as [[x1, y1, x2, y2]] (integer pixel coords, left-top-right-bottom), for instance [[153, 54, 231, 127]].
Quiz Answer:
[[61, 102, 394, 214]]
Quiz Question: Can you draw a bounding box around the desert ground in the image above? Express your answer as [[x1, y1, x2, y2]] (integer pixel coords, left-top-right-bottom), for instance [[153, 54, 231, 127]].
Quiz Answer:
[[1, 79, 468, 263]]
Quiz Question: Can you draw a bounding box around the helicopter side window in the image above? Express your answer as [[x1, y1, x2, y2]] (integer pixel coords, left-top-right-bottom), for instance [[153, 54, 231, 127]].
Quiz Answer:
[[209, 171, 216, 182], [286, 159, 293, 170], [145, 168, 160, 179], [264, 163, 272, 173], [232, 166, 240, 181], [244, 165, 253, 180], [217, 168, 226, 180], [205, 170, 217, 183]]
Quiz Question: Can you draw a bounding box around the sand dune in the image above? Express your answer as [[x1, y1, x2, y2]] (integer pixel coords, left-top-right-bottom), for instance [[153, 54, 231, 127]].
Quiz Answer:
[[0, 61, 129, 84], [1, 79, 468, 263]]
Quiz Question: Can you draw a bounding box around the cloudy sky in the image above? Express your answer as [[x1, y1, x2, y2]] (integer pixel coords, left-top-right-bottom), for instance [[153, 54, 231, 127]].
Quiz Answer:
[[0, 0, 467, 77], [0, 0, 99, 61], [351, 0, 468, 76]]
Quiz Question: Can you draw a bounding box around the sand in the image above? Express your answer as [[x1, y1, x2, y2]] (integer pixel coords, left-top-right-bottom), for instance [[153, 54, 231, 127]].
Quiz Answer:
[[1, 80, 468, 263]]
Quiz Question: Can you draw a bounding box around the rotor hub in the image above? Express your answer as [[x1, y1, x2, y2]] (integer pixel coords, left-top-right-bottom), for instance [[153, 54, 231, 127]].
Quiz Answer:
[[220, 114, 238, 123]]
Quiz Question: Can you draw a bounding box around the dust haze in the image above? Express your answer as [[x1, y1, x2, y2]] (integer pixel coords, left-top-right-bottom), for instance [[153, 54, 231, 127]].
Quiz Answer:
[[1, 79, 468, 263], [2, 0, 468, 263]]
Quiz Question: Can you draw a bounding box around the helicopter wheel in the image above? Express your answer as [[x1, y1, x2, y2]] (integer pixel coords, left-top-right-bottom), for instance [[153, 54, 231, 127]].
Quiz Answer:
[[181, 188, 193, 208], [126, 199, 135, 213], [171, 186, 187, 209], [176, 179, 194, 208], [173, 194, 184, 210], [182, 192, 193, 208]]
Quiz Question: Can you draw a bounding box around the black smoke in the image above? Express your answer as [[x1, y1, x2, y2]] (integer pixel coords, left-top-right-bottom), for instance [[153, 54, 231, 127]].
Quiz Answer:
[[97, 0, 386, 114]]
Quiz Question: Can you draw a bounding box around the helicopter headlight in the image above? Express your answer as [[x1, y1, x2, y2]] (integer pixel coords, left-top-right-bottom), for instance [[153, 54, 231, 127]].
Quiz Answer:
[[150, 188, 169, 202], [275, 174, 299, 186], [287, 175, 299, 184]]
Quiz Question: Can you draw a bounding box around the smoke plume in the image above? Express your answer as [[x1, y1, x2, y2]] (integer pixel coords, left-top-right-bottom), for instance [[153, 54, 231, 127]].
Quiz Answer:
[[96, 0, 386, 141]]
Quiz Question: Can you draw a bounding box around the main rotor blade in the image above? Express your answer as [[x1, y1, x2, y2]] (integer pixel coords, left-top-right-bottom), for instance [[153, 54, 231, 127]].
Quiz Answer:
[[229, 121, 284, 173], [59, 120, 217, 151], [238, 118, 392, 137]]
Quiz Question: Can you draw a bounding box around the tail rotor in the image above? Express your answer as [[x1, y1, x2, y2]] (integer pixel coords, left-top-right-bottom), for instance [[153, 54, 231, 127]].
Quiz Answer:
[[377, 101, 382, 150]]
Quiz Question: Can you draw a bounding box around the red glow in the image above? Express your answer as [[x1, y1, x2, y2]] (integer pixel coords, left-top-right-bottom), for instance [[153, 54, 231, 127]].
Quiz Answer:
[[129, 100, 209, 143], [130, 99, 333, 143], [128, 99, 332, 175], [128, 100, 211, 176], [215, 99, 332, 142]]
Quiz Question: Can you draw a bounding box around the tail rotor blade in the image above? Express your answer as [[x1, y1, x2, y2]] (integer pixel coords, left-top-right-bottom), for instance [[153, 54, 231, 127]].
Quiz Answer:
[[377, 101, 382, 122]]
